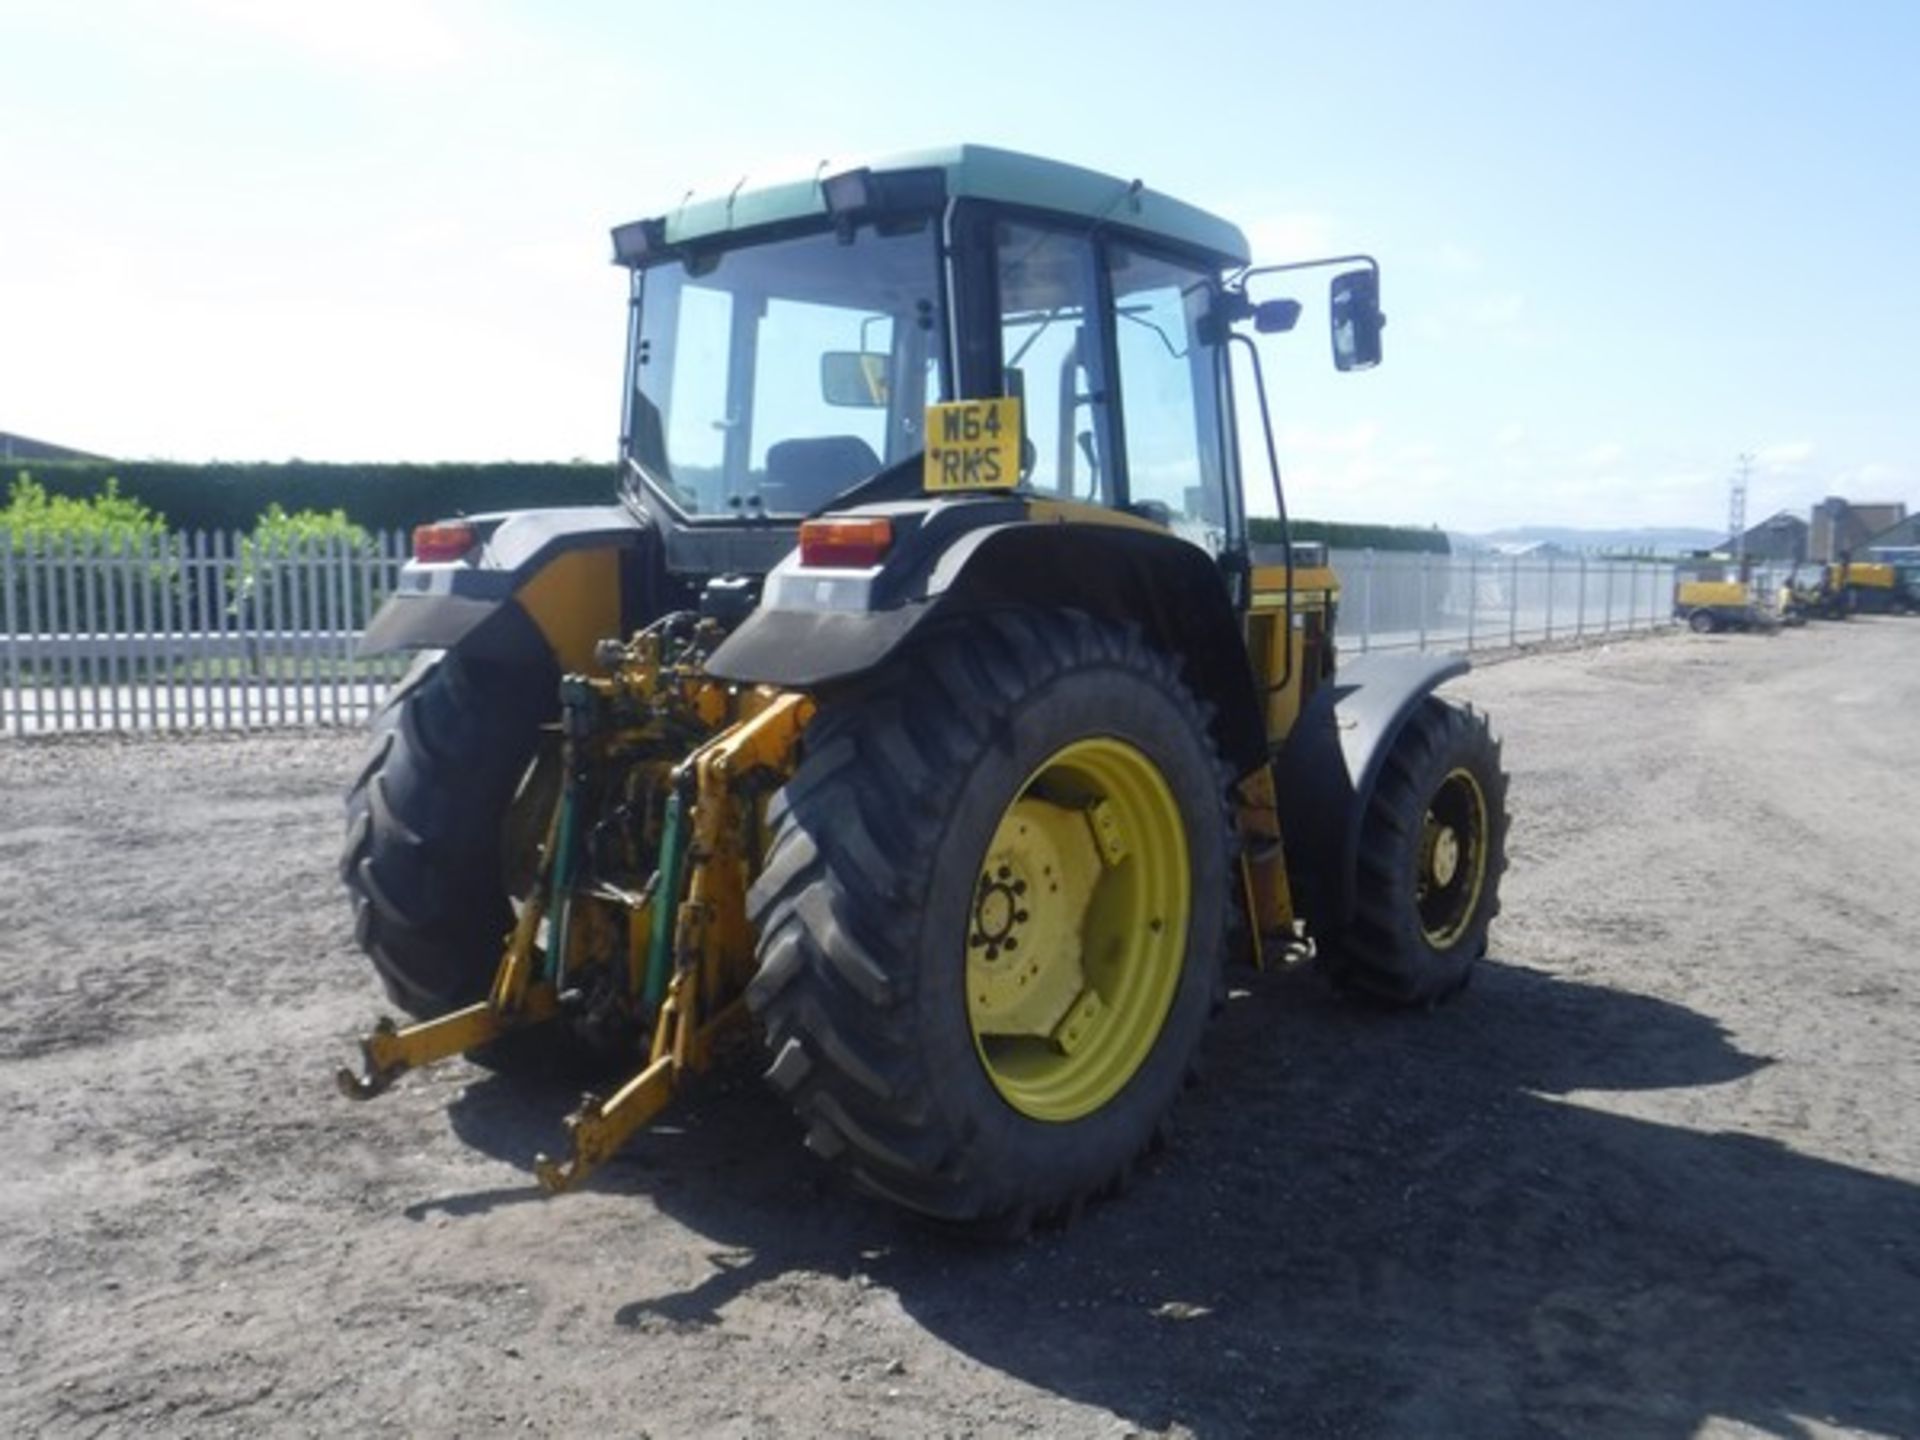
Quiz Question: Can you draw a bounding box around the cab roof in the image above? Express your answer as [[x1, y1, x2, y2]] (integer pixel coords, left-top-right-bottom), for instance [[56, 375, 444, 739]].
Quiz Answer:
[[623, 143, 1251, 268]]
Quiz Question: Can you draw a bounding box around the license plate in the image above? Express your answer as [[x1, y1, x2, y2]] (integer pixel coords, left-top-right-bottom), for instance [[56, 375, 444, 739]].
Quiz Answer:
[[923, 398, 1021, 493]]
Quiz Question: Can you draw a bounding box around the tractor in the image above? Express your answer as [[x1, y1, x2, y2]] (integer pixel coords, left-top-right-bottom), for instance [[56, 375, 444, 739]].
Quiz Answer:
[[337, 145, 1509, 1229]]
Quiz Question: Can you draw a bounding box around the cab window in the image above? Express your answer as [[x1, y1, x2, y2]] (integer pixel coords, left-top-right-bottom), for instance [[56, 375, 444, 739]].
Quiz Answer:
[[1107, 245, 1233, 555], [995, 222, 1111, 501]]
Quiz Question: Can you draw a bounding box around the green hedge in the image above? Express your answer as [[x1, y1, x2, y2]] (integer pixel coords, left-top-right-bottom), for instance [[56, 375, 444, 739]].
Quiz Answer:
[[12, 464, 1450, 556], [1249, 517, 1450, 554], [17, 461, 617, 534]]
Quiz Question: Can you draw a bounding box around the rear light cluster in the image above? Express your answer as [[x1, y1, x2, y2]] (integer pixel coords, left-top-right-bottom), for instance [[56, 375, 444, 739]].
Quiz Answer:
[[412, 520, 476, 563], [798, 517, 892, 568]]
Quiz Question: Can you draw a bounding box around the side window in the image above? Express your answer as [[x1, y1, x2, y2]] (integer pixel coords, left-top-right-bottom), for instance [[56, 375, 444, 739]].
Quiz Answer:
[[1108, 246, 1232, 554], [662, 283, 732, 511], [996, 222, 1108, 500]]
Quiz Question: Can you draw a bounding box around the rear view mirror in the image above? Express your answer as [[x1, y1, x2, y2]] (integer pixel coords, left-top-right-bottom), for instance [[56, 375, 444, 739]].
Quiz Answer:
[[821, 351, 890, 407], [1330, 268, 1384, 371]]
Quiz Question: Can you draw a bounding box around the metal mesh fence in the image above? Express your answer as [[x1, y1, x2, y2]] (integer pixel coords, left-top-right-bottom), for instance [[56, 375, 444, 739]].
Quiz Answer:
[[1330, 549, 1678, 655]]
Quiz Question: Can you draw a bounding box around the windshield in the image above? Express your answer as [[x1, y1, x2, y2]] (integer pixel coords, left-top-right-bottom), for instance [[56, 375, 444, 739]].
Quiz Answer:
[[624, 222, 946, 520]]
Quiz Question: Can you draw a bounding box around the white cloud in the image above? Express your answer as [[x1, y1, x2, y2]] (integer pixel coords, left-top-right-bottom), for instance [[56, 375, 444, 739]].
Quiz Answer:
[[1279, 421, 1380, 456], [1578, 442, 1625, 468], [1752, 440, 1816, 472], [1240, 214, 1340, 263], [1828, 460, 1909, 496], [179, 0, 483, 75], [1465, 292, 1527, 331], [1425, 242, 1482, 275]]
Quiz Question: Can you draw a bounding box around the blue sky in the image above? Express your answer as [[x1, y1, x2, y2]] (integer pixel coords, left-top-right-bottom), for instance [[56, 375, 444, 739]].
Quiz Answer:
[[2, 0, 1914, 532]]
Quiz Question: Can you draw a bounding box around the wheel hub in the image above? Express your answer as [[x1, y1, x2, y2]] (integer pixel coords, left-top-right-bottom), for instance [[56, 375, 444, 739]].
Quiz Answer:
[[970, 871, 1027, 956], [964, 738, 1191, 1124], [1424, 821, 1461, 889], [967, 800, 1097, 1039], [1417, 767, 1490, 949]]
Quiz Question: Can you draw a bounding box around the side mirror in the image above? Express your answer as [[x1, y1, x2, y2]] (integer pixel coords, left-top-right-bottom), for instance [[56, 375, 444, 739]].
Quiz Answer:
[[1330, 268, 1384, 371], [820, 352, 890, 408]]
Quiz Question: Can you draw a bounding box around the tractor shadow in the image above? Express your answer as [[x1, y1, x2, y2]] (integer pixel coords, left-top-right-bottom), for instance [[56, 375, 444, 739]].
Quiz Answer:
[[441, 961, 1920, 1438]]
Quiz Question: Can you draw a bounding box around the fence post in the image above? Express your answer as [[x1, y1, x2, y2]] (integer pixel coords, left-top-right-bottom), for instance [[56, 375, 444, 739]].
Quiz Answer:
[[1507, 554, 1519, 647], [1545, 553, 1557, 641], [107, 532, 127, 730], [2, 529, 19, 738], [1360, 547, 1375, 654], [1417, 550, 1430, 652], [23, 531, 46, 733], [1465, 548, 1479, 653], [104, 534, 125, 731]]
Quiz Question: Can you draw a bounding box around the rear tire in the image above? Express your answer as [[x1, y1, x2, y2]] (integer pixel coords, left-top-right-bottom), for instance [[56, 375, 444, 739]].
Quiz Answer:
[[1321, 698, 1508, 1007], [1688, 610, 1717, 634], [746, 611, 1232, 1230], [341, 651, 555, 1017]]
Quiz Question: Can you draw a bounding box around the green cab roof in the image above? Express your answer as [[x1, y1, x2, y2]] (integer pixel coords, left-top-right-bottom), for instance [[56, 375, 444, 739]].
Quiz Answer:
[[634, 143, 1251, 267]]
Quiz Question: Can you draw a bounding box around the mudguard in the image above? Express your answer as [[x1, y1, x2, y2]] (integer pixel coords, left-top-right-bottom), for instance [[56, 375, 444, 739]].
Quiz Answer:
[[359, 506, 664, 674], [1273, 651, 1471, 937], [704, 505, 1269, 774]]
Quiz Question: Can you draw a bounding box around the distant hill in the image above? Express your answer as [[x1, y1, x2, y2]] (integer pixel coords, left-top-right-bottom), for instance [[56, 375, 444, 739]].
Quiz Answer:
[[1455, 524, 1724, 556]]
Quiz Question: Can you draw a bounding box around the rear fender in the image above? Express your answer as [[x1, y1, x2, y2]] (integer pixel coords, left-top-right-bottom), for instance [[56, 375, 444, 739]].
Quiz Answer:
[[705, 513, 1269, 775], [1273, 652, 1470, 937], [359, 506, 665, 674]]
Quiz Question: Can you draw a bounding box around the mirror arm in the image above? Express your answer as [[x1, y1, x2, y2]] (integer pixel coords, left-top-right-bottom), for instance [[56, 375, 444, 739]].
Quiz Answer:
[[1231, 252, 1379, 286]]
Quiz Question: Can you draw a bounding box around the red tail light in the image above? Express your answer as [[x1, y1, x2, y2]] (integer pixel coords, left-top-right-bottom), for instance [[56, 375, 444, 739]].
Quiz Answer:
[[798, 517, 892, 568], [412, 520, 475, 563]]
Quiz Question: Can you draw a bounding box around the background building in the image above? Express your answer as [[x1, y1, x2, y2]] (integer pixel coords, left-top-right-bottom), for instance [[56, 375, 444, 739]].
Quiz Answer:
[[1811, 496, 1909, 561]]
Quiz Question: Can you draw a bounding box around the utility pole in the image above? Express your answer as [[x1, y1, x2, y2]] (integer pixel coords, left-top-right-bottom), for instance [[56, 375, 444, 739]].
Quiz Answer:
[[1728, 452, 1752, 573]]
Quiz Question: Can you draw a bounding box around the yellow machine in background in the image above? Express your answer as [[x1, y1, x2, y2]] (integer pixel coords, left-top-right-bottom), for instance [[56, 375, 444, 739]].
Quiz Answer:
[[1672, 558, 1772, 634]]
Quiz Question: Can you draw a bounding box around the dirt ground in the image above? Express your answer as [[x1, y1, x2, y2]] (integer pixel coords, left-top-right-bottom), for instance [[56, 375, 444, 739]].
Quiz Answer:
[[3, 619, 1918, 1439]]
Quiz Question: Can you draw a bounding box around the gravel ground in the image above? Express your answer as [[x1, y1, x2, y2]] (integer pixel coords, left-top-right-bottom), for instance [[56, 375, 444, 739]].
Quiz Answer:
[[2, 619, 1917, 1438]]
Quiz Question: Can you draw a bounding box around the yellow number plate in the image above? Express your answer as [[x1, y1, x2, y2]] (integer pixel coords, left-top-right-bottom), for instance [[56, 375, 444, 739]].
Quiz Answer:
[[924, 397, 1021, 493]]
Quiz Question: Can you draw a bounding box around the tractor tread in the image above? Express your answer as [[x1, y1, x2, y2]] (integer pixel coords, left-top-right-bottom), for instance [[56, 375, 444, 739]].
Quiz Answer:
[[746, 608, 1233, 1231], [1322, 697, 1509, 1007], [340, 650, 554, 1017]]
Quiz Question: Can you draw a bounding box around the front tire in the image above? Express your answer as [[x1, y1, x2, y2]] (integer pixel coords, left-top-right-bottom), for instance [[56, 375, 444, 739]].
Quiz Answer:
[[1688, 610, 1717, 634], [746, 611, 1232, 1229], [341, 651, 555, 1016], [1321, 698, 1508, 1007]]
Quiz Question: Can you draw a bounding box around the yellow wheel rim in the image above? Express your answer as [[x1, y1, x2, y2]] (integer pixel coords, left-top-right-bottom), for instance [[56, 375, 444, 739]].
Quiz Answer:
[[1418, 766, 1489, 949], [965, 738, 1189, 1123]]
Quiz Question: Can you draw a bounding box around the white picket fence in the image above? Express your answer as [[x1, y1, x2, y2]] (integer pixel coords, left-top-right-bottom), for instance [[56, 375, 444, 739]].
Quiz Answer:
[[2, 529, 412, 737], [3, 531, 1687, 739]]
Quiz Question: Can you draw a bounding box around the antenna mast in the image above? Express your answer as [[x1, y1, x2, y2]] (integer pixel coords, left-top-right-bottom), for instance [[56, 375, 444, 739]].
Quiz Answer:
[[1728, 452, 1752, 566]]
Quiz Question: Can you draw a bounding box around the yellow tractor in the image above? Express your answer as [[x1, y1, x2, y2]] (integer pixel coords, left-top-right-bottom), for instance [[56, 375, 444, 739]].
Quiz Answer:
[[337, 146, 1509, 1229]]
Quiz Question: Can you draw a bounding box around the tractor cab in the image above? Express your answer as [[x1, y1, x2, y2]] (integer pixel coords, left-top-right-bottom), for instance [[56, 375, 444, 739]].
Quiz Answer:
[[612, 145, 1381, 590]]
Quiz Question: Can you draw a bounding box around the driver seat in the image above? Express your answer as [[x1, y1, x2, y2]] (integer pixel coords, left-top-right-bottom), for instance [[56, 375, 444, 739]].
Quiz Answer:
[[761, 436, 882, 514]]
